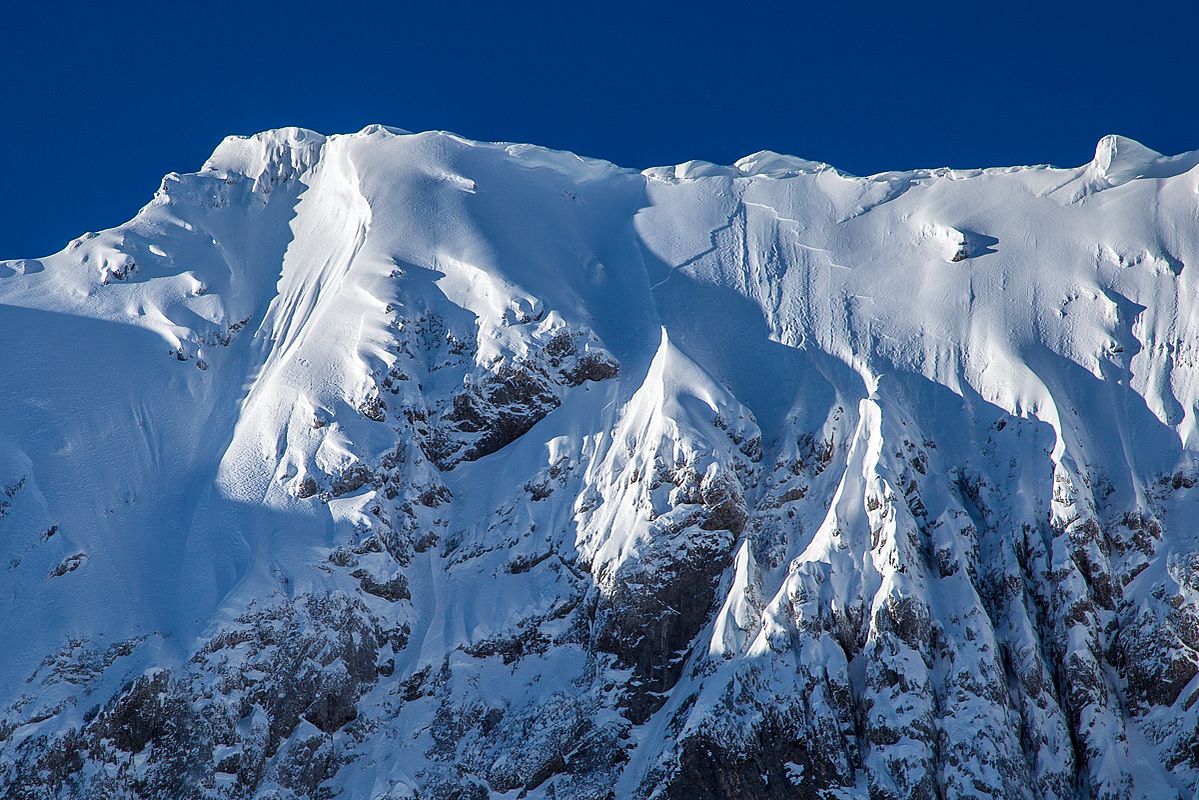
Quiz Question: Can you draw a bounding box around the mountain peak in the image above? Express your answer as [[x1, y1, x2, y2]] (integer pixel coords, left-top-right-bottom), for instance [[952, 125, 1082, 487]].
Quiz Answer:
[[734, 150, 841, 178], [3, 123, 1199, 800], [1089, 133, 1164, 180], [1076, 133, 1199, 195], [202, 126, 326, 182]]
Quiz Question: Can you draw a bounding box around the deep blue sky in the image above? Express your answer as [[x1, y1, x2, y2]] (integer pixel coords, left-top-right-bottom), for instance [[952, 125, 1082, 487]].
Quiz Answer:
[[5, 0, 1197, 257]]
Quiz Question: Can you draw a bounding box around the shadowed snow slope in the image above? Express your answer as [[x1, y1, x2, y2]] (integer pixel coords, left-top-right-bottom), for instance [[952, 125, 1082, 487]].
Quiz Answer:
[[2, 126, 1199, 800]]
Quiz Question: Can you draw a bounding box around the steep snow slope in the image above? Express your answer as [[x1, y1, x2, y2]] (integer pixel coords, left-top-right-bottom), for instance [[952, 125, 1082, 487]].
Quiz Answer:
[[2, 125, 1199, 799]]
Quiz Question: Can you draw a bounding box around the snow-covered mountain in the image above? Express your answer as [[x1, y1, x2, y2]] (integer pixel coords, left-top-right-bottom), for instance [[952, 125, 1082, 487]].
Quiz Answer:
[[2, 125, 1199, 799]]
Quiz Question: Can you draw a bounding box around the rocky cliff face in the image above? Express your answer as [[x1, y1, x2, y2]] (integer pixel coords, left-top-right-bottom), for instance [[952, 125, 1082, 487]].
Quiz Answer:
[[2, 127, 1199, 798]]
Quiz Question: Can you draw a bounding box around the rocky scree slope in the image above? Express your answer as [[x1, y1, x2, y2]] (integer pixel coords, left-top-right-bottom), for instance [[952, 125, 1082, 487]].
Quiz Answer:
[[1, 127, 1199, 799]]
